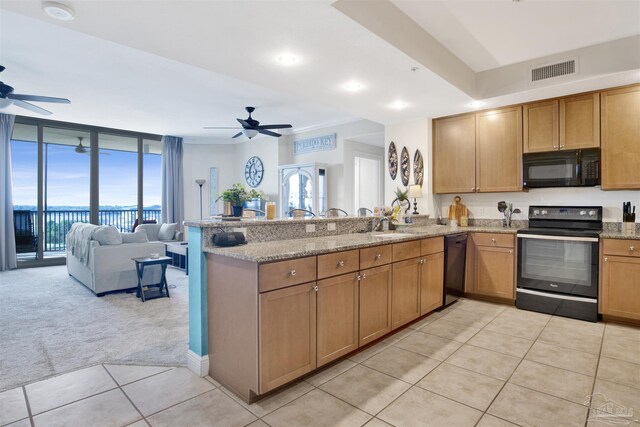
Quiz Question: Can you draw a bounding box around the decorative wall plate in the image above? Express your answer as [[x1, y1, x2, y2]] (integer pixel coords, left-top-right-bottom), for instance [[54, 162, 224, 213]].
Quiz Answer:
[[388, 141, 398, 180], [413, 149, 424, 185], [401, 146, 410, 186]]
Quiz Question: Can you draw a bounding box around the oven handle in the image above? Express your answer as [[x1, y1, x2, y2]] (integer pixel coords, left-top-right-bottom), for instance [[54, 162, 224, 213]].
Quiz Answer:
[[517, 234, 598, 243], [516, 288, 597, 303]]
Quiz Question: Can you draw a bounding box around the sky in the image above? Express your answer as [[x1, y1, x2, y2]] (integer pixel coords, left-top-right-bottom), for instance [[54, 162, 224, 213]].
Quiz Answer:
[[11, 139, 162, 208]]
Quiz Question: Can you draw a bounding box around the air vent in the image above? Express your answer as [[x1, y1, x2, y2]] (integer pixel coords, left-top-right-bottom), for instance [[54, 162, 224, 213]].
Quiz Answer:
[[531, 60, 576, 82]]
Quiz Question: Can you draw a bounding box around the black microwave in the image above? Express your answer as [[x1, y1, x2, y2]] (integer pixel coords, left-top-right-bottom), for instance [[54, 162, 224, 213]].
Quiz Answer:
[[523, 148, 600, 188]]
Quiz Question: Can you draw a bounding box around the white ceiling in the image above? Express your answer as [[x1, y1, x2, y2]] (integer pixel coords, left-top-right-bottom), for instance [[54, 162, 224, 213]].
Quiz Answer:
[[0, 0, 638, 143]]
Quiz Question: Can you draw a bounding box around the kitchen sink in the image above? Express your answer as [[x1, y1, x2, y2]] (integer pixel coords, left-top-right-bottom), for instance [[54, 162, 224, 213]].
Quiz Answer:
[[372, 233, 407, 239]]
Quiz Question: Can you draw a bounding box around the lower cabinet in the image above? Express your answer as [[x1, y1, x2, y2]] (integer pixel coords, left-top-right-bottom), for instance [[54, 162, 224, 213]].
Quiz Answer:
[[601, 239, 640, 321], [420, 252, 445, 315], [259, 282, 317, 394], [466, 233, 515, 300], [359, 264, 392, 346], [392, 257, 422, 329]]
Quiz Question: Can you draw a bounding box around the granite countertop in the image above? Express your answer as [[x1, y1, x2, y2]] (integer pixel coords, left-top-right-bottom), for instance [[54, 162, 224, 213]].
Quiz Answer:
[[600, 231, 640, 240], [184, 215, 429, 228], [204, 225, 520, 263]]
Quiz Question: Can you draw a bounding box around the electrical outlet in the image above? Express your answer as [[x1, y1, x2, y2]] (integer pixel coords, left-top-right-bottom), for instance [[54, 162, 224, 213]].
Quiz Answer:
[[306, 224, 316, 233], [327, 222, 336, 231]]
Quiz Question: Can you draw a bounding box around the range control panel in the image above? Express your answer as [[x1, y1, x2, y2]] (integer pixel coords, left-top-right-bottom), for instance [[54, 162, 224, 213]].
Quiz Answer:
[[528, 206, 603, 221]]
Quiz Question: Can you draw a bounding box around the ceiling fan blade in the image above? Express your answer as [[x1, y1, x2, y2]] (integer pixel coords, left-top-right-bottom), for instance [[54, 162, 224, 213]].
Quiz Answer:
[[258, 129, 281, 137], [232, 132, 243, 138], [11, 99, 52, 115], [8, 93, 70, 104], [203, 126, 242, 129], [237, 118, 250, 127], [257, 124, 292, 130]]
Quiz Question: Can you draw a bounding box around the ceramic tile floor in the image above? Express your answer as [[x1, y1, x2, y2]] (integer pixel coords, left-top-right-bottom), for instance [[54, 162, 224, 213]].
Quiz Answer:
[[2, 299, 639, 427]]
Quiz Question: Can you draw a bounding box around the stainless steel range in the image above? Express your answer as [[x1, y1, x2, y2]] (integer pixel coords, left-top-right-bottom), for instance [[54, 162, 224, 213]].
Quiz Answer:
[[516, 206, 602, 322]]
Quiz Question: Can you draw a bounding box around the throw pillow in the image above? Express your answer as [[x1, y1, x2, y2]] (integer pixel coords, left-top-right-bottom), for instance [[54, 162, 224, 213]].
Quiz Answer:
[[92, 225, 123, 245], [121, 229, 149, 244], [158, 223, 177, 241]]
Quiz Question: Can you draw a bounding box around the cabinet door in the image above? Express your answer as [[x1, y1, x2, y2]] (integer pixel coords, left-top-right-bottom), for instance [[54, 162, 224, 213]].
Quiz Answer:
[[474, 246, 515, 300], [523, 100, 559, 153], [317, 273, 359, 367], [476, 106, 523, 193], [392, 258, 421, 329], [420, 252, 444, 315], [601, 255, 640, 320], [601, 85, 640, 190], [560, 93, 600, 150], [359, 264, 392, 346], [433, 114, 476, 194], [259, 283, 316, 393]]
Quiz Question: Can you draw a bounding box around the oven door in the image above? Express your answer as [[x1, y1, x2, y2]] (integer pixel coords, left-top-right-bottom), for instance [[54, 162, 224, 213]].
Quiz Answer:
[[523, 151, 579, 188], [517, 234, 598, 298]]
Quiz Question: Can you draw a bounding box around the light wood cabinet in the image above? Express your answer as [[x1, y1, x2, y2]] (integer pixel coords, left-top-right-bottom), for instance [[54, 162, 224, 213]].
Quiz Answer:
[[601, 85, 640, 190], [259, 257, 316, 292], [601, 239, 640, 321], [433, 114, 476, 194], [560, 93, 599, 150], [420, 252, 444, 315], [465, 233, 515, 301], [360, 245, 392, 270], [359, 264, 392, 346], [523, 99, 559, 153], [476, 106, 523, 193], [318, 249, 359, 280], [259, 282, 317, 393], [391, 257, 421, 329]]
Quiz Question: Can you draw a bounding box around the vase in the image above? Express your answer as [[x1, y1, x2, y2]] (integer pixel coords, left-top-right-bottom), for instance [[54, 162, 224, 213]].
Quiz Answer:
[[232, 206, 244, 217]]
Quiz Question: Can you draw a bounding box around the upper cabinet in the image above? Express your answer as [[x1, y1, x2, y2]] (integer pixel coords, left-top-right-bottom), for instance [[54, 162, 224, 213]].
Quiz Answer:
[[433, 114, 476, 194], [601, 85, 640, 190], [560, 93, 600, 150], [523, 99, 559, 153]]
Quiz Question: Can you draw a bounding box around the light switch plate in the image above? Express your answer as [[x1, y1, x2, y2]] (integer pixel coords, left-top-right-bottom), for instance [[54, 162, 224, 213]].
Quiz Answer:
[[306, 224, 316, 233], [327, 222, 336, 231]]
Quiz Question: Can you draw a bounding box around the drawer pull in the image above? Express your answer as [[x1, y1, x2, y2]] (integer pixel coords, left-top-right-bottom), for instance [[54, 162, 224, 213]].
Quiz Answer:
[[313, 285, 318, 292], [631, 246, 636, 252], [289, 269, 296, 277], [375, 254, 382, 260], [604, 257, 608, 262], [509, 250, 513, 254], [491, 238, 496, 243], [337, 260, 345, 268]]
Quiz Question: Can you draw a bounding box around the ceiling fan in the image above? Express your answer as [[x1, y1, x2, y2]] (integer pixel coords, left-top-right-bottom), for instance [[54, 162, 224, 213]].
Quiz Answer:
[[74, 137, 109, 155], [0, 65, 70, 115], [204, 106, 292, 139]]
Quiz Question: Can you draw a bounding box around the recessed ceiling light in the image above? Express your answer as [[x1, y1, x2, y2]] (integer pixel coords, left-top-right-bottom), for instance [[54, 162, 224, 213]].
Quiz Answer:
[[277, 53, 298, 66], [389, 101, 407, 110], [344, 81, 363, 92], [469, 100, 486, 108], [42, 1, 75, 21]]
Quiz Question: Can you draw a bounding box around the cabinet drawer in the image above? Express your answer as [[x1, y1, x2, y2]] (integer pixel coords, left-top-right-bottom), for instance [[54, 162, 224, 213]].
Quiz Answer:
[[392, 240, 421, 262], [259, 257, 317, 292], [421, 236, 444, 256], [602, 239, 640, 258], [472, 233, 514, 248], [360, 245, 392, 270], [318, 250, 359, 280]]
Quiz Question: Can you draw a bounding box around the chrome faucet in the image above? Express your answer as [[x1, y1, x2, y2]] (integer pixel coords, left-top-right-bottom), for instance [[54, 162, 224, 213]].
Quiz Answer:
[[373, 217, 390, 232]]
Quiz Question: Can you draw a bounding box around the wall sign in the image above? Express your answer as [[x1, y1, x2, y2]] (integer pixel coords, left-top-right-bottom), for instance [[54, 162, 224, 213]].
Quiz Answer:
[[293, 133, 336, 154], [209, 167, 219, 216]]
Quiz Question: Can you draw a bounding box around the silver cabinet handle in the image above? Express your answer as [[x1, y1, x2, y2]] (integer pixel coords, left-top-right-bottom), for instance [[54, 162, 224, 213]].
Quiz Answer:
[[289, 269, 296, 276], [630, 246, 635, 252], [337, 260, 345, 267], [604, 257, 608, 262], [509, 250, 513, 254], [375, 254, 382, 260], [560, 145, 565, 148], [471, 187, 475, 191], [491, 238, 496, 243], [419, 258, 425, 264], [553, 145, 558, 149], [362, 273, 367, 279], [313, 285, 318, 292]]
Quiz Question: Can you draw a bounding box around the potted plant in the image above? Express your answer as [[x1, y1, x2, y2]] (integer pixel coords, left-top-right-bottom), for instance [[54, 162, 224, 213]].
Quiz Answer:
[[219, 184, 268, 217]]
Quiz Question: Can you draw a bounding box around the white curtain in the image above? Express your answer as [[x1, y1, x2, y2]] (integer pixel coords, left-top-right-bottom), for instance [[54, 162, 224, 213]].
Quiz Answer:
[[161, 135, 184, 230], [0, 114, 17, 271]]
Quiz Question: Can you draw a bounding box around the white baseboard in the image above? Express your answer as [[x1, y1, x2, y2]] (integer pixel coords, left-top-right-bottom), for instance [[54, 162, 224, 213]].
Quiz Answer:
[[187, 349, 209, 377]]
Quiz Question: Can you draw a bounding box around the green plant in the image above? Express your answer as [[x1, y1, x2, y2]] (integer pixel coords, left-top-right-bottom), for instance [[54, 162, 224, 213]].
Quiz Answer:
[[219, 183, 268, 207]]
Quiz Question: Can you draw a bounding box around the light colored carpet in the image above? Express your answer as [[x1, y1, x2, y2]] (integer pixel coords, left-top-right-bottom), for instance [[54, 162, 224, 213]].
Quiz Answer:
[[0, 265, 189, 392]]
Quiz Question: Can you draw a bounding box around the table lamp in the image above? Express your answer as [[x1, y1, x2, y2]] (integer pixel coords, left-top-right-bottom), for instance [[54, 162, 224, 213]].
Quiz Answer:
[[408, 185, 422, 215]]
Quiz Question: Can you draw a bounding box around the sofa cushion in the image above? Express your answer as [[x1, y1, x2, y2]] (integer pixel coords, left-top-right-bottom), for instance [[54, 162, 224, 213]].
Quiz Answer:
[[92, 225, 122, 245], [158, 223, 177, 241], [121, 229, 148, 244]]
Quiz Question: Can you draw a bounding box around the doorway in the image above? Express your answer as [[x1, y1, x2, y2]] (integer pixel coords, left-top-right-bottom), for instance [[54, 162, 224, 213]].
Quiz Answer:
[[354, 154, 382, 213]]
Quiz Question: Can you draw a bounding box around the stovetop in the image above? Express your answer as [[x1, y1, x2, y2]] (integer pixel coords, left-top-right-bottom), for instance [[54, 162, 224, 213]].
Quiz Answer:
[[518, 205, 603, 237]]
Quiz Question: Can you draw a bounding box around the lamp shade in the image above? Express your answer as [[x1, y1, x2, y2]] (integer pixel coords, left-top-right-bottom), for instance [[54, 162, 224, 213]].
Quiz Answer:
[[408, 184, 422, 199], [195, 179, 206, 186], [243, 129, 259, 139]]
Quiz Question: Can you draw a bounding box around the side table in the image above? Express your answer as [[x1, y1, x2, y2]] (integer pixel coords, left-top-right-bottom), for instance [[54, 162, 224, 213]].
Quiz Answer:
[[132, 256, 172, 302], [165, 241, 189, 274]]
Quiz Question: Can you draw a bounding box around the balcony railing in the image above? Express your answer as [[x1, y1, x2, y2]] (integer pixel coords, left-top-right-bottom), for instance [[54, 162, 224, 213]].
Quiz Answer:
[[13, 209, 162, 253]]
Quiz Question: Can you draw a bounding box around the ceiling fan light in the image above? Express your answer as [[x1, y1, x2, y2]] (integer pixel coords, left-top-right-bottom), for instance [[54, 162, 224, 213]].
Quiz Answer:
[[243, 129, 259, 139], [0, 98, 12, 109], [42, 1, 75, 21]]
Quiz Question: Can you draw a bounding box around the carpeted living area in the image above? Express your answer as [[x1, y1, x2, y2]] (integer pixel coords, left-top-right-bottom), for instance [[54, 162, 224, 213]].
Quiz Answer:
[[0, 265, 188, 392]]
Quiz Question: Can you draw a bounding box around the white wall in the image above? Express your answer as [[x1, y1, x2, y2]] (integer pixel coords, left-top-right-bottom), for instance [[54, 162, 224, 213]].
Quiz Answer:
[[235, 137, 280, 202], [344, 139, 384, 214]]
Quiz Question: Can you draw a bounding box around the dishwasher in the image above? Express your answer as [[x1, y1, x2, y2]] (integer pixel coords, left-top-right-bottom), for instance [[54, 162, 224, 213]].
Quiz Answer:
[[444, 233, 467, 307]]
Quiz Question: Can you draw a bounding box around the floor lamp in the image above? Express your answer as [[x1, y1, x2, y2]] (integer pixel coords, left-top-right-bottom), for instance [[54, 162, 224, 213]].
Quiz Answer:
[[195, 179, 206, 220]]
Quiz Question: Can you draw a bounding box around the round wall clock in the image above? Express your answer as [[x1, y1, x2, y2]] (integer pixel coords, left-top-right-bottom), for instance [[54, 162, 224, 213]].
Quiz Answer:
[[244, 156, 264, 188], [388, 141, 398, 180], [413, 149, 424, 185], [401, 146, 410, 186]]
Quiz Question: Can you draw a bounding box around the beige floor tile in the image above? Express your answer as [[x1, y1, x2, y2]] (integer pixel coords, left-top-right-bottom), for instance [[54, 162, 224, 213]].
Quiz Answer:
[[407, 316, 436, 330], [457, 300, 506, 316], [305, 359, 357, 387], [245, 421, 269, 427], [602, 335, 640, 364], [147, 389, 256, 427], [126, 421, 149, 427], [123, 367, 214, 416], [587, 416, 640, 427], [263, 389, 371, 427], [525, 341, 599, 376], [605, 323, 640, 341], [500, 306, 551, 324], [320, 365, 411, 415], [222, 381, 314, 418], [104, 364, 172, 386], [378, 386, 482, 427], [467, 329, 533, 358], [538, 324, 603, 354], [362, 346, 441, 384], [25, 365, 117, 415], [446, 345, 521, 381], [204, 375, 221, 387], [590, 378, 640, 422], [381, 327, 414, 344], [364, 418, 393, 427], [0, 387, 28, 426], [509, 360, 594, 405], [547, 316, 605, 335], [476, 414, 520, 427], [484, 316, 546, 341], [439, 307, 498, 329], [597, 357, 640, 390], [4, 419, 32, 427], [416, 363, 505, 411], [393, 331, 463, 361], [418, 318, 480, 342], [349, 341, 390, 363], [488, 383, 588, 427], [32, 389, 140, 427]]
